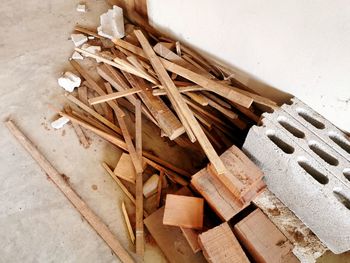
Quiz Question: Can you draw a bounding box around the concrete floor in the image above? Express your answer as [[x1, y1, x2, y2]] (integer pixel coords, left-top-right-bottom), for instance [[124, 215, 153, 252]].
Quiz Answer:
[[0, 1, 172, 262], [1, 1, 350, 263]]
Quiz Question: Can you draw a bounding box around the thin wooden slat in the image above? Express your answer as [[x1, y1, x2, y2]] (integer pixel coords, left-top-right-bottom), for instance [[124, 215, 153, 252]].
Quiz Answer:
[[74, 25, 101, 38], [152, 85, 205, 96], [6, 120, 134, 263], [64, 105, 90, 148], [122, 201, 135, 244], [135, 30, 236, 185], [134, 99, 144, 256], [89, 87, 142, 105]]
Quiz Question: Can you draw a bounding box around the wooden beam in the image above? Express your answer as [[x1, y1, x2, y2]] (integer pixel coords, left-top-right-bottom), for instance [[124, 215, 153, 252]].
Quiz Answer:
[[6, 120, 134, 263], [88, 88, 142, 105]]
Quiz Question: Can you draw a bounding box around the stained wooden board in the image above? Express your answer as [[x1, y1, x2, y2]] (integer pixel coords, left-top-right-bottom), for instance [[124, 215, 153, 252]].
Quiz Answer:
[[6, 120, 134, 263], [163, 194, 204, 229], [234, 209, 299, 263], [144, 207, 206, 263], [198, 222, 249, 263]]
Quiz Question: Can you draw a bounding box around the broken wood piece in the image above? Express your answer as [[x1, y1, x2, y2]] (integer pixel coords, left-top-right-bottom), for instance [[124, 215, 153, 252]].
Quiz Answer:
[[233, 209, 298, 263], [186, 92, 209, 106], [135, 30, 238, 192], [64, 105, 90, 148], [114, 153, 147, 183], [143, 174, 159, 198], [75, 25, 101, 39], [163, 194, 204, 229], [6, 120, 134, 263], [198, 222, 249, 263], [78, 85, 89, 105], [88, 87, 142, 105], [122, 201, 135, 244], [152, 85, 205, 96]]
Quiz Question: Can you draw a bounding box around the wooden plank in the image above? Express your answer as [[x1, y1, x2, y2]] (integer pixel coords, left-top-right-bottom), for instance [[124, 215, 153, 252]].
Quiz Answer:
[[122, 201, 135, 244], [71, 60, 144, 174], [64, 105, 90, 148], [198, 222, 249, 263], [88, 88, 142, 105], [6, 120, 134, 263], [186, 92, 209, 106], [163, 194, 204, 229], [135, 30, 244, 197], [66, 94, 122, 135], [144, 207, 206, 263], [121, 69, 185, 140], [112, 39, 253, 107], [234, 209, 298, 263], [134, 99, 144, 256]]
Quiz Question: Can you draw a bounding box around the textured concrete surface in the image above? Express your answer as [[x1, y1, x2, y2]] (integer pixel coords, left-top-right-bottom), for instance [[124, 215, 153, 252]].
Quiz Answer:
[[0, 1, 177, 262]]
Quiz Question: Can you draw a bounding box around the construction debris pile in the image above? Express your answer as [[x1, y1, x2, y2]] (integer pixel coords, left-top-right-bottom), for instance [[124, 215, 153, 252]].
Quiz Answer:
[[8, 4, 348, 263]]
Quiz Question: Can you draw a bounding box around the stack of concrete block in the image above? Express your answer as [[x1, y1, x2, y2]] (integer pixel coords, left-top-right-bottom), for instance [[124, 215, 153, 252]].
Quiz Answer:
[[243, 97, 350, 254]]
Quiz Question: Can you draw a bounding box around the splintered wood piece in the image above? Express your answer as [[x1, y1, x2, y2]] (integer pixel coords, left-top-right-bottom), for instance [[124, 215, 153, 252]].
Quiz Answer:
[[198, 223, 249, 263], [152, 85, 205, 96], [114, 153, 146, 183], [66, 94, 122, 135], [144, 207, 206, 263], [135, 30, 237, 190], [112, 39, 252, 107], [64, 105, 90, 148], [134, 99, 144, 256], [181, 228, 201, 253], [6, 121, 134, 263], [163, 194, 204, 229], [89, 88, 142, 105], [58, 109, 191, 178], [234, 209, 298, 263], [122, 201, 135, 244], [121, 70, 185, 140]]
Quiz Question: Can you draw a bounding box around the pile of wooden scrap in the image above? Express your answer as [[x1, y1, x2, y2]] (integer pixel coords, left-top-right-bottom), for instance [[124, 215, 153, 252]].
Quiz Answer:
[[6, 4, 308, 263]]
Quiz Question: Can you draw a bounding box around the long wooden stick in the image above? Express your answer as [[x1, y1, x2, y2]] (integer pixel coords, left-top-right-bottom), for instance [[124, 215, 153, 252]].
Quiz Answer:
[[134, 100, 144, 256], [122, 202, 135, 244], [5, 120, 134, 263], [89, 88, 142, 105]]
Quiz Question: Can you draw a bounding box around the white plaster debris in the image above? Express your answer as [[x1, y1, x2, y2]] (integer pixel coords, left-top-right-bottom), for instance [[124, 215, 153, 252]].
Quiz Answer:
[[51, 117, 70, 130], [81, 44, 101, 55], [88, 36, 94, 40], [76, 4, 87, 13], [58, 72, 81, 92], [71, 51, 83, 60], [143, 174, 159, 198], [97, 5, 125, 40], [71, 33, 88, 47]]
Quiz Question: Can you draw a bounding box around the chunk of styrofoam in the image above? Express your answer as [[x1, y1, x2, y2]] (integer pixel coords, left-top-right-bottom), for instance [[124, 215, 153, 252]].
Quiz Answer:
[[76, 4, 87, 13], [51, 117, 70, 129], [143, 174, 159, 198], [97, 5, 125, 40], [71, 34, 88, 47], [71, 51, 83, 60], [58, 72, 81, 92]]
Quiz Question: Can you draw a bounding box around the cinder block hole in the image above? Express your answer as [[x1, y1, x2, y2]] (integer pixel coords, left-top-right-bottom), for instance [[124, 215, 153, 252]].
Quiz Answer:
[[308, 140, 339, 166], [333, 190, 350, 210], [266, 130, 294, 154], [297, 160, 329, 184], [277, 116, 305, 138], [343, 168, 350, 181], [328, 132, 350, 154], [296, 108, 325, 129]]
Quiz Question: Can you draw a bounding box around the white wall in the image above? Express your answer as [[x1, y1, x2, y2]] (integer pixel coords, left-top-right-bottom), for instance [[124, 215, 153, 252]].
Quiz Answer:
[[147, 0, 350, 133]]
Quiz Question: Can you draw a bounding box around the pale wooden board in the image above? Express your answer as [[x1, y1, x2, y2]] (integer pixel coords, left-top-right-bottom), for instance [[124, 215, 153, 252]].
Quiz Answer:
[[114, 153, 146, 183], [144, 207, 206, 263], [163, 194, 204, 229], [198, 222, 249, 263], [233, 209, 299, 263]]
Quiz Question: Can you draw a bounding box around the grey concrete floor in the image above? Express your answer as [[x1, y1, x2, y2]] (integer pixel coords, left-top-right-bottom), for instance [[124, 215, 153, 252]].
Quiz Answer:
[[0, 1, 171, 262]]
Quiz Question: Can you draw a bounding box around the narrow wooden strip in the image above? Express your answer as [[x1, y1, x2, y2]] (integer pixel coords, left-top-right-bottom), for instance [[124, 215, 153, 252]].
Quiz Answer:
[[66, 94, 122, 135], [202, 91, 232, 109], [186, 92, 209, 106], [89, 88, 142, 105], [74, 25, 102, 38], [64, 105, 90, 148], [156, 170, 164, 208], [6, 120, 134, 263], [152, 86, 205, 96], [122, 201, 136, 244]]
